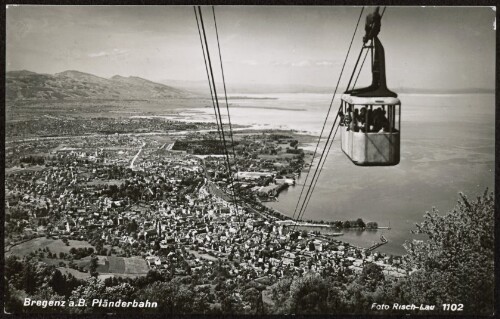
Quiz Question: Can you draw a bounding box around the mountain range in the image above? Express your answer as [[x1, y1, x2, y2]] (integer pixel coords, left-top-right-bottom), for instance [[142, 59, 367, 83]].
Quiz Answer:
[[6, 70, 195, 101], [6, 70, 493, 102]]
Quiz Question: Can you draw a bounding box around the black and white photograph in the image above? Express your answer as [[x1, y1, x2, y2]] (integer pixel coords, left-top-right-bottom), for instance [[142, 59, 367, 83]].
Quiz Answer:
[[3, 4, 496, 316]]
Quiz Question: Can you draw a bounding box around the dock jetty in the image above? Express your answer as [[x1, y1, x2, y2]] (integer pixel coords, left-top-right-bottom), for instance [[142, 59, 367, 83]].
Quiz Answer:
[[367, 235, 388, 252], [278, 220, 334, 229]]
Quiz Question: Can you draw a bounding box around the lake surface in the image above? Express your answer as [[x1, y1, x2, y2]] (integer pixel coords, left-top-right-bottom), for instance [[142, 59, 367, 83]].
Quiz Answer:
[[180, 93, 495, 255]]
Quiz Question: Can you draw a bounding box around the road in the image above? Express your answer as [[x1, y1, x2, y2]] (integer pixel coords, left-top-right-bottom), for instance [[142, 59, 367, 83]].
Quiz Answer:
[[129, 142, 146, 169]]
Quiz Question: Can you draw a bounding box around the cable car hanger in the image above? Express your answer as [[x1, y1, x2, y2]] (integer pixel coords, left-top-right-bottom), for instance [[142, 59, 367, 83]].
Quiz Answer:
[[340, 6, 401, 167], [292, 6, 399, 231]]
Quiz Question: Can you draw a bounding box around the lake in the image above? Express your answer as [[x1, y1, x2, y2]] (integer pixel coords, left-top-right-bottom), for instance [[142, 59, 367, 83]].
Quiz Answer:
[[181, 93, 495, 255]]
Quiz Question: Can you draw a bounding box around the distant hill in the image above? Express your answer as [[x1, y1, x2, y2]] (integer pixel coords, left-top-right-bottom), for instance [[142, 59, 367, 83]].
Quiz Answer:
[[160, 79, 338, 95], [160, 79, 494, 95], [6, 70, 196, 101]]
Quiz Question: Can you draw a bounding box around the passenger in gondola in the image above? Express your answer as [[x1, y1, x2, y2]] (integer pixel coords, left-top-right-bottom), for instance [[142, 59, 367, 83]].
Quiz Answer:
[[372, 108, 390, 132], [338, 110, 345, 125], [350, 109, 360, 132], [371, 108, 382, 132], [367, 108, 374, 132], [344, 113, 352, 127], [358, 107, 367, 132], [344, 107, 353, 129], [381, 109, 392, 132]]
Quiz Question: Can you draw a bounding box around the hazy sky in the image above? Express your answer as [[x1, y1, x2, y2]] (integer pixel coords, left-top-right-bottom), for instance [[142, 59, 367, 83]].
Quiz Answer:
[[6, 5, 496, 90]]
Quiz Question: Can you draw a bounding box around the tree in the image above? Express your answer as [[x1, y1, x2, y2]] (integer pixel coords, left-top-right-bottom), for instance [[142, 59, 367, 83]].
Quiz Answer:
[[270, 277, 293, 313], [271, 275, 329, 314], [356, 218, 366, 228], [401, 190, 494, 315], [89, 255, 99, 278], [21, 260, 38, 295], [359, 262, 384, 290], [220, 291, 243, 314], [289, 275, 329, 314], [25, 287, 65, 314], [242, 287, 264, 314], [325, 285, 346, 313], [104, 283, 135, 301], [366, 222, 378, 229], [69, 277, 106, 314], [48, 269, 66, 296], [95, 242, 104, 255], [127, 220, 138, 233], [5, 255, 24, 290], [135, 280, 209, 314], [4, 283, 24, 313]]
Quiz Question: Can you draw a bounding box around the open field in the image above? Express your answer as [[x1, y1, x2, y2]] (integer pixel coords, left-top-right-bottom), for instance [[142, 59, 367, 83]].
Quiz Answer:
[[76, 255, 149, 275], [6, 237, 94, 256], [6, 237, 148, 277], [124, 256, 150, 274], [57, 267, 91, 280], [108, 256, 126, 273]]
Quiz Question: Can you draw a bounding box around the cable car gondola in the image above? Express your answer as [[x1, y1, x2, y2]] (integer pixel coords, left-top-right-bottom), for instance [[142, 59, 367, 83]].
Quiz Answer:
[[340, 7, 401, 166]]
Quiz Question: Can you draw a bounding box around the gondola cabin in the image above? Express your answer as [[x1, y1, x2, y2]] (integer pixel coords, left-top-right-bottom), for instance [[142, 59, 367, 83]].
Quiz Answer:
[[340, 6, 401, 166], [340, 95, 400, 166]]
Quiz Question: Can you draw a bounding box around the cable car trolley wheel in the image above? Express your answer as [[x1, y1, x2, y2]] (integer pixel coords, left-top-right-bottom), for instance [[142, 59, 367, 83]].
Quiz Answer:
[[340, 94, 401, 166]]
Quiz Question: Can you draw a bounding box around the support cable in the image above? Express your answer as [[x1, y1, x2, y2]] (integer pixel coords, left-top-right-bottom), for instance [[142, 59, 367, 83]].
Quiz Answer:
[[212, 6, 238, 164], [197, 6, 242, 227], [300, 50, 368, 218], [288, 6, 365, 227], [295, 6, 388, 227], [194, 7, 222, 142], [212, 6, 243, 213], [299, 122, 340, 222], [290, 7, 365, 231], [293, 113, 340, 229]]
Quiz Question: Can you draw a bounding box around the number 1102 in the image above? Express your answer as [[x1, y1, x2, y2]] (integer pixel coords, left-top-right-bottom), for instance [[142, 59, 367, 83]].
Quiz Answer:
[[442, 304, 463, 311]]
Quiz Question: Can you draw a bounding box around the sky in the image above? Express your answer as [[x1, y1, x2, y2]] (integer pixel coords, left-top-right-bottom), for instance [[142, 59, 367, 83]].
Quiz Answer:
[[6, 5, 496, 91]]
